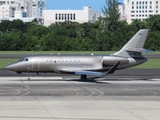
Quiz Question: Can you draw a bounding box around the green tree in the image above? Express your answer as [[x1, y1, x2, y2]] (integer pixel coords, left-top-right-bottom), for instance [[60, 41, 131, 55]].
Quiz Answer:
[[145, 31, 160, 51], [130, 19, 147, 31], [146, 15, 160, 31], [0, 19, 25, 32], [0, 34, 11, 50], [102, 0, 120, 31]]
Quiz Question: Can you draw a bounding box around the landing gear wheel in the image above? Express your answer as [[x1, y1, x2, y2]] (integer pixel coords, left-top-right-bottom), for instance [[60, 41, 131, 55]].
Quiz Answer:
[[81, 75, 87, 81]]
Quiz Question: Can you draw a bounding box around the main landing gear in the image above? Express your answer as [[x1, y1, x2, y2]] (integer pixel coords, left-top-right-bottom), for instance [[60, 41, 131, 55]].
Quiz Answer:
[[81, 75, 88, 81]]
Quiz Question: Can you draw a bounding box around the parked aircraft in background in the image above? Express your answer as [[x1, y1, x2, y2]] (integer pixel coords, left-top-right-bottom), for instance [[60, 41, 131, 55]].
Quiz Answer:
[[4, 29, 149, 81]]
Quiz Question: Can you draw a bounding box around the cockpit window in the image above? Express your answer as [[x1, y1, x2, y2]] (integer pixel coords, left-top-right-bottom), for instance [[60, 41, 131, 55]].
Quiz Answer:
[[24, 58, 28, 61], [18, 57, 29, 62], [18, 58, 25, 62]]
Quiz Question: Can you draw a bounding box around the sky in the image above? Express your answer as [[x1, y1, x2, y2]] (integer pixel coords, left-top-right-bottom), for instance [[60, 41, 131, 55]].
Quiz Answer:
[[46, 0, 124, 13]]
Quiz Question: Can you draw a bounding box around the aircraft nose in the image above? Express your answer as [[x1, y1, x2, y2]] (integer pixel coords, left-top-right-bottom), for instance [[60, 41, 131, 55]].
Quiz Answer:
[[4, 64, 17, 71]]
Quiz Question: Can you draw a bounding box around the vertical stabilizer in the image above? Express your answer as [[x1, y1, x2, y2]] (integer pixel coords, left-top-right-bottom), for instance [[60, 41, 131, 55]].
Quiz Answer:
[[113, 29, 148, 58]]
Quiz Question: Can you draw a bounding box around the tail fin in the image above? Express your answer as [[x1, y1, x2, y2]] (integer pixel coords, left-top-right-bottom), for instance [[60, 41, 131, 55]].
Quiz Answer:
[[113, 29, 149, 58]]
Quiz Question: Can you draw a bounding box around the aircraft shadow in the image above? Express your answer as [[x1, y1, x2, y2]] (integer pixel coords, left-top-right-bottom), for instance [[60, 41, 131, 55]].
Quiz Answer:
[[9, 76, 155, 83]]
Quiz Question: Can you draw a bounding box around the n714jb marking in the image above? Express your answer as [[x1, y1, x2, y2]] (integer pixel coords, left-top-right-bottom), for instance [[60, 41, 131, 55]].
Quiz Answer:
[[4, 29, 149, 81]]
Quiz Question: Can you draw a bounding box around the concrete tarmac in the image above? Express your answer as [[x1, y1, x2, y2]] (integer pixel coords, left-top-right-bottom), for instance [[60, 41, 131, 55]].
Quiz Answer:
[[0, 69, 160, 120]]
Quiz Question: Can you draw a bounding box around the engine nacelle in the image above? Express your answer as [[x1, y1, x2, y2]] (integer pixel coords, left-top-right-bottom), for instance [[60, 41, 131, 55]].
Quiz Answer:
[[102, 56, 128, 66]]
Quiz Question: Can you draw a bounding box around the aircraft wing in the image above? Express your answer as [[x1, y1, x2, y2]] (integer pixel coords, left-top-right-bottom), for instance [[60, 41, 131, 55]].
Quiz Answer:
[[62, 61, 120, 77], [75, 71, 103, 77]]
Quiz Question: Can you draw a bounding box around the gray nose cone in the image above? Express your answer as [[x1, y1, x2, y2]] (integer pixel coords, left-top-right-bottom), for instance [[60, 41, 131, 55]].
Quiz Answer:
[[4, 64, 16, 71], [4, 65, 12, 70]]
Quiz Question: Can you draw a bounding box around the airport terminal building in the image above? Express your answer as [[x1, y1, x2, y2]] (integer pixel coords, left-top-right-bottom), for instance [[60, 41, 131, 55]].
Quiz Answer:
[[43, 6, 100, 27]]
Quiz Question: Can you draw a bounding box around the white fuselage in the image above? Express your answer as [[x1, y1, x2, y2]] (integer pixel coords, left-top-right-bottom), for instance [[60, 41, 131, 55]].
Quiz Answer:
[[4, 55, 147, 73]]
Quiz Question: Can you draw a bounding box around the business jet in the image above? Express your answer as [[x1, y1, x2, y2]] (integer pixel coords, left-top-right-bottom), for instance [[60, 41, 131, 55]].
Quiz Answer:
[[4, 29, 149, 81]]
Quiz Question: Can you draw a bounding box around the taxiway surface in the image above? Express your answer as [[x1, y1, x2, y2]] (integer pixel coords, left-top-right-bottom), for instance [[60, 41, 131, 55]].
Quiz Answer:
[[0, 69, 160, 120]]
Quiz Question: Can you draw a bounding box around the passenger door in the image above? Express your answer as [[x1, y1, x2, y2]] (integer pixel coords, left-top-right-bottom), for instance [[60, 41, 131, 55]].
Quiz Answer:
[[32, 59, 39, 72]]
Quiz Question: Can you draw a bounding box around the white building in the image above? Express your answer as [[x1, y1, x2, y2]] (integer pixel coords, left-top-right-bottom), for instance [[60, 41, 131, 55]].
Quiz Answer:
[[0, 0, 46, 23], [27, 0, 46, 18], [118, 3, 126, 21], [124, 0, 160, 23], [43, 6, 100, 27], [0, 0, 19, 18]]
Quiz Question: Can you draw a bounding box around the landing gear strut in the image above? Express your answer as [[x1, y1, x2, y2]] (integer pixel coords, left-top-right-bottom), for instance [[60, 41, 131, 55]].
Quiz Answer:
[[27, 72, 31, 81], [81, 75, 87, 81]]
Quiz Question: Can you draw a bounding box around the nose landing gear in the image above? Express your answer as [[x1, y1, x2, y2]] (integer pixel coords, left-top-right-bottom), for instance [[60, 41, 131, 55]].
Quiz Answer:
[[27, 72, 31, 81]]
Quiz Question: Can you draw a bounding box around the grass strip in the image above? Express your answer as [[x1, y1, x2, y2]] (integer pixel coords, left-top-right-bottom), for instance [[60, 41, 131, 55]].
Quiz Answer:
[[0, 59, 18, 68], [133, 59, 160, 69]]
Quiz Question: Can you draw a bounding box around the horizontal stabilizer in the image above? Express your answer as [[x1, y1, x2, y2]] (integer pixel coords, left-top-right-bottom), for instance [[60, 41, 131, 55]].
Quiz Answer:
[[126, 48, 153, 53], [143, 49, 154, 53], [126, 48, 144, 53]]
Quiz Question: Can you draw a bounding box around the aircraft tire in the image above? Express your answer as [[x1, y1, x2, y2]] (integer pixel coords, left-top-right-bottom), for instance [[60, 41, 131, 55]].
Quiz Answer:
[[81, 75, 87, 81]]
